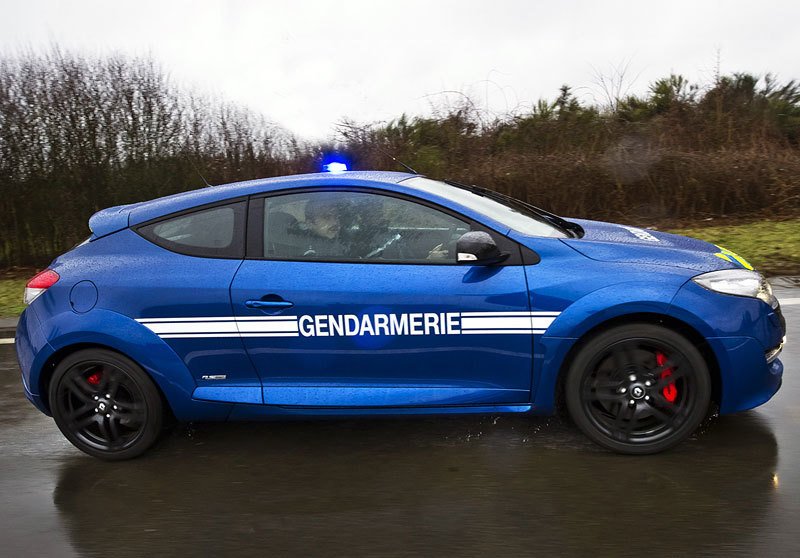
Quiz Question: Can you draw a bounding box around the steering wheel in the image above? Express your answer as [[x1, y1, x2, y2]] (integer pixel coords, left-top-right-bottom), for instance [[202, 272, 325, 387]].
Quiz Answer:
[[365, 233, 402, 259]]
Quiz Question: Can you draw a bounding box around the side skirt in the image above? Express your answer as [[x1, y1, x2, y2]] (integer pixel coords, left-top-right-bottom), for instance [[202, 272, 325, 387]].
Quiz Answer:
[[226, 403, 534, 420]]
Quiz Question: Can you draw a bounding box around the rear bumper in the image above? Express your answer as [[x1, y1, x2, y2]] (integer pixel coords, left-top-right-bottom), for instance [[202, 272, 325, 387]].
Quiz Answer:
[[22, 381, 49, 415], [15, 308, 54, 415]]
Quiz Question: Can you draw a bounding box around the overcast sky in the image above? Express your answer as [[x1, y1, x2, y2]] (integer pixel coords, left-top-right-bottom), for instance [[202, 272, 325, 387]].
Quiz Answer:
[[2, 0, 798, 139]]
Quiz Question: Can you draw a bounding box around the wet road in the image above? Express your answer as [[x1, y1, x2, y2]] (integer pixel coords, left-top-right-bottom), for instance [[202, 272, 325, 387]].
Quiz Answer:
[[0, 286, 797, 557]]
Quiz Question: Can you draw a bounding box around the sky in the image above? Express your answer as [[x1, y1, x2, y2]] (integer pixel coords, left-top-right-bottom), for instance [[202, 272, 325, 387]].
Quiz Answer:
[[2, 0, 799, 139]]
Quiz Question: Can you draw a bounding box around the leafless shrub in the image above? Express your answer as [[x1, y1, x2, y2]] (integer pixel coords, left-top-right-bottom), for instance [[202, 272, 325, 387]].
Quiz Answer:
[[1, 48, 798, 267], [0, 48, 315, 265]]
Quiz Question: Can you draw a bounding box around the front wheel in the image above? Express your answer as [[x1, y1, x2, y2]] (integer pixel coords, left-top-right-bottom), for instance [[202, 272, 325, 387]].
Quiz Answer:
[[565, 324, 711, 454], [49, 349, 164, 460]]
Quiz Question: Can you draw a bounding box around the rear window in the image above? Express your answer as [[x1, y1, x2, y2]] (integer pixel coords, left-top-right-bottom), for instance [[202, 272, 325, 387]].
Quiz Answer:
[[137, 201, 246, 258]]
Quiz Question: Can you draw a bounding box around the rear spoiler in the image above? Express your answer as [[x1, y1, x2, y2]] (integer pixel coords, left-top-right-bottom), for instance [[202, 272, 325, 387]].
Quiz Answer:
[[88, 204, 133, 239]]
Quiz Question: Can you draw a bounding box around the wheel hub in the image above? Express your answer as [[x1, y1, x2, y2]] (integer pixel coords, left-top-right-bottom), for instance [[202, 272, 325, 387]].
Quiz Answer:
[[630, 384, 646, 400], [93, 394, 117, 417]]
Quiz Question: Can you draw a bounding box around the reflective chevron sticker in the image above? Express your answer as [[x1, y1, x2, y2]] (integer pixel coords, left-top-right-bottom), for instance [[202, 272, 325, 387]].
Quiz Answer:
[[136, 311, 561, 339]]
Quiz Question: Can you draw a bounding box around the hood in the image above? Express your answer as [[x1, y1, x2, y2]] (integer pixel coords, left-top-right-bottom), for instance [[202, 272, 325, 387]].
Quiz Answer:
[[563, 219, 751, 273]]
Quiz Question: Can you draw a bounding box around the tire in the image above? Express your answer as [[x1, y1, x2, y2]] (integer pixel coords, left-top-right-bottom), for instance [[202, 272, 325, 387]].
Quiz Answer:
[[565, 324, 711, 455], [49, 348, 164, 460]]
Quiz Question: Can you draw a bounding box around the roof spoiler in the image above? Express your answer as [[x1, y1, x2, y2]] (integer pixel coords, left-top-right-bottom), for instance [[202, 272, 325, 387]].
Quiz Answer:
[[88, 204, 133, 239]]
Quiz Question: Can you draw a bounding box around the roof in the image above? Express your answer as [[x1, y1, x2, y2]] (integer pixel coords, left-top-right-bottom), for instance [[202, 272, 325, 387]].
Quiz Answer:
[[130, 171, 415, 224], [89, 171, 415, 238]]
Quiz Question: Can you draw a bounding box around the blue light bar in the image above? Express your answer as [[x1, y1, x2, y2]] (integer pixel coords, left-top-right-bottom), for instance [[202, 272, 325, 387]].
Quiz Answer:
[[323, 162, 348, 174]]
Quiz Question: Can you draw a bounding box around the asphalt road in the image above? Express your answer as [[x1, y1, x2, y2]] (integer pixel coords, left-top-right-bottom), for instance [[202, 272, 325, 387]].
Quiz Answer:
[[0, 284, 797, 557]]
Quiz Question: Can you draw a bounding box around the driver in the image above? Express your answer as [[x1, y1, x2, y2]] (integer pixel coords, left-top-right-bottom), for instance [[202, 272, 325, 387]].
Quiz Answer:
[[297, 198, 346, 258]]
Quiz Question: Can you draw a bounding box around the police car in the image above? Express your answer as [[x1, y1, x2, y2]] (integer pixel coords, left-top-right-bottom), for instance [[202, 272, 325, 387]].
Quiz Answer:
[[15, 169, 786, 459]]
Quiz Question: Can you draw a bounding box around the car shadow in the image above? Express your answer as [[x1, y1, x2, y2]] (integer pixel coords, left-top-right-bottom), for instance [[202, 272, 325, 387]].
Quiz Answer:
[[52, 412, 778, 556]]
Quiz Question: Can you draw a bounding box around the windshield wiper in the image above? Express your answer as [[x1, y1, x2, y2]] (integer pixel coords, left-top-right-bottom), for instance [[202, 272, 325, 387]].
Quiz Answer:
[[443, 180, 583, 238]]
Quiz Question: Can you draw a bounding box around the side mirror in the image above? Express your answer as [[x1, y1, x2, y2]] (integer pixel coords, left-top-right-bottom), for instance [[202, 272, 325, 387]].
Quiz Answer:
[[456, 231, 510, 265]]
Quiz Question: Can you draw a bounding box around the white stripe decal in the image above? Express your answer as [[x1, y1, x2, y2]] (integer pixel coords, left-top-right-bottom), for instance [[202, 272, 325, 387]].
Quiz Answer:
[[460, 316, 557, 330], [461, 317, 533, 329], [240, 333, 301, 338], [137, 316, 295, 323], [161, 333, 299, 338], [141, 310, 562, 339], [160, 333, 242, 339], [138, 313, 559, 322], [137, 317, 238, 323], [460, 311, 560, 317], [238, 318, 298, 322], [145, 321, 239, 334], [237, 320, 299, 334], [462, 330, 546, 335]]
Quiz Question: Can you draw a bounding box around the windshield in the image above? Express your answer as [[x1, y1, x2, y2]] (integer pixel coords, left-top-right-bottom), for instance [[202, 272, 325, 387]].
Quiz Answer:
[[402, 177, 570, 238]]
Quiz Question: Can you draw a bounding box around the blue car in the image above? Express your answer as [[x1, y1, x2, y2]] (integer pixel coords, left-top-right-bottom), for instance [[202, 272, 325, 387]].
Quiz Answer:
[[15, 170, 786, 459]]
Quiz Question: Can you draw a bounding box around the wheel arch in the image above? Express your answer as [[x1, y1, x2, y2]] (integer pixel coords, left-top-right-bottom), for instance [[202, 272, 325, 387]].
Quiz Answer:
[[27, 307, 237, 422], [38, 343, 175, 420], [552, 312, 721, 417]]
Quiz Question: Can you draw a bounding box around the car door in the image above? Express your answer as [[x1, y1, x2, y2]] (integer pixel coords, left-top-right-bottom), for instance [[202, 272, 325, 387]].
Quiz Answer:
[[230, 188, 538, 407]]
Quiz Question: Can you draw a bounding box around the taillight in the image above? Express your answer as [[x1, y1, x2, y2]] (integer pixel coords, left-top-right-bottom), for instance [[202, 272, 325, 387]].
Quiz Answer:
[[24, 269, 60, 305]]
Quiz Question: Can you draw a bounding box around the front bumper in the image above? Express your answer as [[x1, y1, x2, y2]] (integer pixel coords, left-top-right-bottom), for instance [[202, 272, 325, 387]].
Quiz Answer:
[[706, 336, 783, 414], [670, 280, 786, 415]]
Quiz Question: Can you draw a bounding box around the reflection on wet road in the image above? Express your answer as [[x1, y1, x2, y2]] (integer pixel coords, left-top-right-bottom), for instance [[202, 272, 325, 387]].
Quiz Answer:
[[0, 288, 797, 556]]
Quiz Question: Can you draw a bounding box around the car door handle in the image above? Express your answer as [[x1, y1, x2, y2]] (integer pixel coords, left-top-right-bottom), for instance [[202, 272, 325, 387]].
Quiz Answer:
[[245, 299, 294, 309]]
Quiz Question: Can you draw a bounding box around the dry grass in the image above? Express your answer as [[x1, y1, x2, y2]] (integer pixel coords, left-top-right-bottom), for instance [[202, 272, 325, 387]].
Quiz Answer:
[[0, 278, 26, 317], [667, 218, 800, 276]]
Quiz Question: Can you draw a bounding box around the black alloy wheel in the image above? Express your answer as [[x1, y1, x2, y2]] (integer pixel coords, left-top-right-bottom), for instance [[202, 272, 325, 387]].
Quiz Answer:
[[49, 349, 164, 460], [566, 324, 711, 454]]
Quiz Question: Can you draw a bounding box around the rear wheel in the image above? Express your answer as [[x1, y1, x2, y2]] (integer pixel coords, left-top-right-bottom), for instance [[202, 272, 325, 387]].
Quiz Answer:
[[49, 349, 164, 460], [565, 324, 711, 454]]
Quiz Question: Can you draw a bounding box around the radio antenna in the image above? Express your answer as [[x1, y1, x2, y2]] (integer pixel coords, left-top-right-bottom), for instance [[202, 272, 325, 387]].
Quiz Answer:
[[184, 151, 213, 187], [335, 121, 418, 174], [374, 144, 418, 174]]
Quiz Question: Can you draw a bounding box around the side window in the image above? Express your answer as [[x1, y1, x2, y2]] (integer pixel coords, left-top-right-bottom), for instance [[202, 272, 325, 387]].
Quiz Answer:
[[261, 191, 471, 263], [138, 201, 246, 258]]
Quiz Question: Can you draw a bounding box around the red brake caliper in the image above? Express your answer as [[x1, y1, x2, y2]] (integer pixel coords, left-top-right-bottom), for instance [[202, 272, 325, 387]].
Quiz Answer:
[[656, 352, 677, 403], [86, 371, 102, 386]]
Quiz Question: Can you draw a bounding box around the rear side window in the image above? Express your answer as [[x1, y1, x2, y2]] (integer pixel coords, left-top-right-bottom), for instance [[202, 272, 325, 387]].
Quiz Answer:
[[138, 201, 246, 258]]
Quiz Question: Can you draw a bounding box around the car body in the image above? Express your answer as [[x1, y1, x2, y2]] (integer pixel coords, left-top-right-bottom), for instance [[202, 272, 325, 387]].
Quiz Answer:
[[15, 170, 786, 458]]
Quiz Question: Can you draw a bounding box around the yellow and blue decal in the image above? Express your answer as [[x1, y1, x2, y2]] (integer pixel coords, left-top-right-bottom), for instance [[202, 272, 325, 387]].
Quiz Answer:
[[713, 245, 754, 270]]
